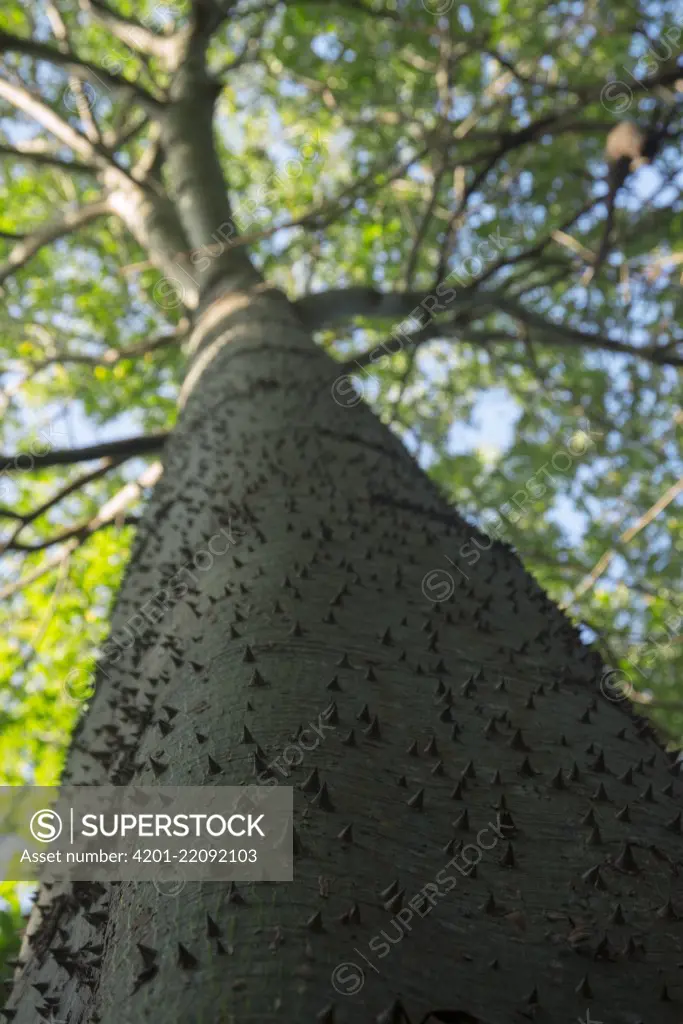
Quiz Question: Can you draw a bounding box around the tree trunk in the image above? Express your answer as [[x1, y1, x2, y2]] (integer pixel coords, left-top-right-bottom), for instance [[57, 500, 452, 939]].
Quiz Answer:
[[7, 280, 683, 1024]]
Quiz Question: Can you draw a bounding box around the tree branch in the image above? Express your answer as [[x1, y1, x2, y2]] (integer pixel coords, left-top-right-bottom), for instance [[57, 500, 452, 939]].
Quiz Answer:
[[305, 287, 683, 368], [563, 476, 683, 609], [210, 141, 432, 259], [5, 513, 140, 552], [0, 29, 161, 108], [0, 458, 126, 554], [490, 299, 683, 367], [343, 317, 466, 371], [0, 143, 97, 174], [45, 0, 101, 144], [8, 321, 189, 374], [80, 0, 188, 64], [295, 286, 442, 330], [0, 433, 168, 474], [296, 286, 515, 330], [346, 317, 683, 370], [0, 198, 111, 287], [0, 78, 143, 191], [0, 462, 162, 600], [0, 458, 123, 527], [0, 77, 97, 162], [212, 15, 268, 78]]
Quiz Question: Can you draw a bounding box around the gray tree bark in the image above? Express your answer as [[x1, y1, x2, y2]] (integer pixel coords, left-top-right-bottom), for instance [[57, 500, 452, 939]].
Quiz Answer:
[[5, 275, 683, 1024]]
